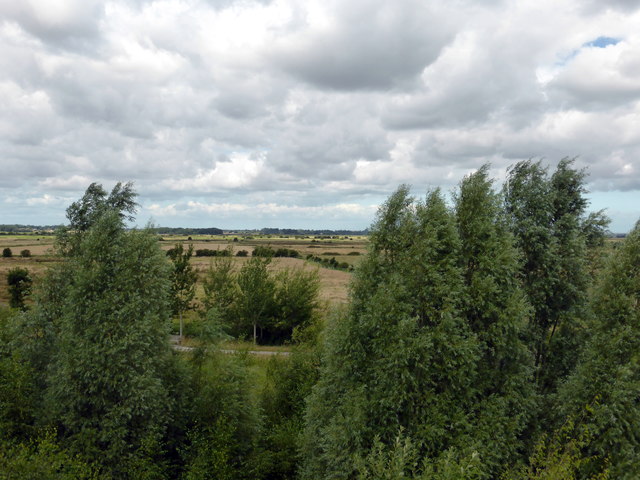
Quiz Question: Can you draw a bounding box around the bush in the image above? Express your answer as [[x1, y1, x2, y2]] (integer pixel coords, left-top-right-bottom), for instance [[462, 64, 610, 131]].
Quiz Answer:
[[275, 248, 300, 258], [20, 250, 31, 258], [252, 245, 275, 257], [7, 268, 32, 310], [2, 248, 11, 258], [196, 248, 231, 257], [236, 250, 249, 257]]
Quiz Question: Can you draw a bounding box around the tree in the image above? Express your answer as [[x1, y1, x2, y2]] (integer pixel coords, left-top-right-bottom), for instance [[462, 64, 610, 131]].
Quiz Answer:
[[2, 247, 12, 258], [20, 249, 31, 258], [7, 268, 32, 311], [302, 187, 480, 479], [40, 185, 173, 477], [557, 220, 640, 479], [503, 159, 607, 393], [168, 243, 197, 341], [202, 248, 238, 325], [454, 166, 534, 473], [236, 256, 275, 344], [270, 267, 320, 343], [57, 181, 137, 255]]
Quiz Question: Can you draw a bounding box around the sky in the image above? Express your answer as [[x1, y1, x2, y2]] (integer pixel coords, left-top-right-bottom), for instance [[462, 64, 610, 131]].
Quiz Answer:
[[1, 0, 639, 232]]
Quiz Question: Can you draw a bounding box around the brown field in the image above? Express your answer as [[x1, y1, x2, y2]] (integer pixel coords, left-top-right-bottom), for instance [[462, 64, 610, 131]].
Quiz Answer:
[[0, 233, 367, 309]]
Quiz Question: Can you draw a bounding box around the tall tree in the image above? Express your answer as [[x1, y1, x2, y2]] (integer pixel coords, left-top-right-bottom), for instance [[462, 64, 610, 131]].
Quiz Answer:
[[202, 249, 238, 325], [454, 166, 534, 473], [168, 243, 197, 341], [41, 186, 173, 477], [302, 187, 480, 479], [57, 181, 137, 255], [503, 159, 607, 393], [236, 256, 275, 344], [557, 220, 640, 479]]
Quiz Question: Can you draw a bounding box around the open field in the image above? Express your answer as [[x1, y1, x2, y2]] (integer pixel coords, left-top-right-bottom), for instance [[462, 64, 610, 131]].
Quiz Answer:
[[0, 232, 367, 309]]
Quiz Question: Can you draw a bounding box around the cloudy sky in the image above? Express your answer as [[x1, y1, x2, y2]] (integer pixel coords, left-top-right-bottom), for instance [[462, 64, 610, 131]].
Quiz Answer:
[[1, 0, 639, 231]]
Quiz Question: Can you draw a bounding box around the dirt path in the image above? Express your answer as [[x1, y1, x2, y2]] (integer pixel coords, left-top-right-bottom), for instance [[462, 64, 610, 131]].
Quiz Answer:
[[169, 335, 290, 356]]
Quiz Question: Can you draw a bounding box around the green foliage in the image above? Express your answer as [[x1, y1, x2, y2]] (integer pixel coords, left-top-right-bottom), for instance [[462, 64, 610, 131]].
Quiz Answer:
[[253, 245, 275, 257], [57, 181, 137, 255], [274, 248, 300, 258], [20, 249, 31, 257], [38, 185, 173, 477], [454, 166, 534, 473], [168, 243, 198, 337], [354, 433, 483, 480], [236, 256, 276, 343], [2, 247, 12, 257], [0, 429, 100, 480], [258, 346, 322, 479], [7, 267, 32, 310], [503, 159, 607, 394], [182, 353, 262, 480], [194, 248, 232, 257], [301, 187, 481, 479], [557, 221, 640, 479], [0, 307, 38, 442], [268, 268, 320, 343], [503, 417, 610, 480], [202, 251, 239, 326]]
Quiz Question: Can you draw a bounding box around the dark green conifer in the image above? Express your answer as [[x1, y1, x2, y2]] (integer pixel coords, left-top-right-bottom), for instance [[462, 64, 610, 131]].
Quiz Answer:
[[558, 221, 640, 479], [454, 166, 534, 473]]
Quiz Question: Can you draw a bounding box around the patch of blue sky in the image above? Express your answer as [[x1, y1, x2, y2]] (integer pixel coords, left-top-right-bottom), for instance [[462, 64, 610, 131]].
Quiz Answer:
[[588, 190, 639, 234], [555, 36, 622, 68], [584, 36, 620, 48]]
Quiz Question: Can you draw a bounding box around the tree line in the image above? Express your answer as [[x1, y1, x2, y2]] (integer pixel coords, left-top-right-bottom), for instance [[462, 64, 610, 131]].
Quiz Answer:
[[1, 159, 639, 479]]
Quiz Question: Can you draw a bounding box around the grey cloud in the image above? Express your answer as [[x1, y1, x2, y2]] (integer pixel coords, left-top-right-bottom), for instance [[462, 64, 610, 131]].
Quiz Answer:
[[0, 1, 105, 53], [271, 0, 454, 91], [580, 0, 640, 13]]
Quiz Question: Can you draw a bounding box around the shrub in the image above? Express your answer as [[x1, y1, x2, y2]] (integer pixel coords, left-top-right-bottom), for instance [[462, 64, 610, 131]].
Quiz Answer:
[[20, 250, 31, 258], [196, 249, 232, 257], [236, 250, 249, 257], [7, 267, 32, 310], [252, 245, 275, 257], [274, 248, 300, 258], [2, 248, 11, 258]]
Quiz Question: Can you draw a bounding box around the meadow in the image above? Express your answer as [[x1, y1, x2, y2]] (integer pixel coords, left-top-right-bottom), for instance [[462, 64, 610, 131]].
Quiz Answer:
[[0, 231, 366, 320]]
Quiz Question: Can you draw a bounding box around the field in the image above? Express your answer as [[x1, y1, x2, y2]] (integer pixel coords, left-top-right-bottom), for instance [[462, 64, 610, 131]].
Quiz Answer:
[[0, 232, 368, 310]]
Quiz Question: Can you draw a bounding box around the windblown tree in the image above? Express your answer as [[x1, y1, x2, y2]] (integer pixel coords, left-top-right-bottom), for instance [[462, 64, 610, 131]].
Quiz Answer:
[[302, 187, 481, 479], [57, 181, 137, 255], [454, 166, 534, 472], [38, 183, 174, 477], [557, 221, 640, 479], [503, 159, 608, 394]]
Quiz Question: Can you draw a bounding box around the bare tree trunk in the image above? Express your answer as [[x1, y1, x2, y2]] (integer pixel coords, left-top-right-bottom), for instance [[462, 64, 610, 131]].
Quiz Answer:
[[179, 311, 183, 344], [253, 322, 257, 345]]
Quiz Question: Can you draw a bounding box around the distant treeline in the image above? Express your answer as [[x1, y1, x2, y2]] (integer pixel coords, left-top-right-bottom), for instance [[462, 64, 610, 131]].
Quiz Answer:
[[151, 227, 224, 235], [257, 227, 369, 236], [0, 224, 60, 234]]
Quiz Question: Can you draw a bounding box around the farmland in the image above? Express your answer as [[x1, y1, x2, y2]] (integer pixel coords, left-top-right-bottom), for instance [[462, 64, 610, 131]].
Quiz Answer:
[[0, 231, 367, 308]]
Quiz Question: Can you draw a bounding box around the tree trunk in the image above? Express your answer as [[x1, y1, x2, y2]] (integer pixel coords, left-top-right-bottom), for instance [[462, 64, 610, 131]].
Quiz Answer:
[[179, 311, 183, 344]]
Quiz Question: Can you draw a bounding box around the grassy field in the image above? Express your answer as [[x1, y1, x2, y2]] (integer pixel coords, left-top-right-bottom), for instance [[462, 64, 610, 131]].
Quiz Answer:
[[0, 232, 367, 311]]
